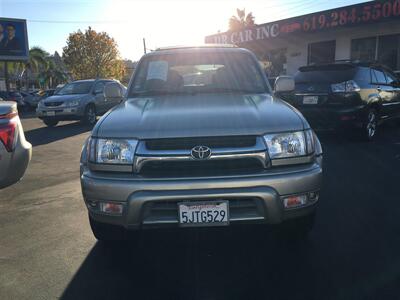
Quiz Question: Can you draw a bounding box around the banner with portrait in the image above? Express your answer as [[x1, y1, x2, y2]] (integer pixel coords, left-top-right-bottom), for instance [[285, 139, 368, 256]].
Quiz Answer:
[[0, 18, 29, 61]]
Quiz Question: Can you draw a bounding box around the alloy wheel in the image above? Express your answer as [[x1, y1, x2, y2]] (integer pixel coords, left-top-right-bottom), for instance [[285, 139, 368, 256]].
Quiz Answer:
[[366, 110, 377, 139]]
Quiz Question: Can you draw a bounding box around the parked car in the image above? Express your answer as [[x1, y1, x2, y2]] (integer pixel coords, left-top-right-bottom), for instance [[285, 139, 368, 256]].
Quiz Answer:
[[26, 89, 55, 110], [36, 79, 125, 127], [20, 91, 35, 110], [80, 45, 323, 242], [0, 91, 26, 111], [54, 84, 65, 94], [0, 101, 32, 189], [284, 62, 400, 140]]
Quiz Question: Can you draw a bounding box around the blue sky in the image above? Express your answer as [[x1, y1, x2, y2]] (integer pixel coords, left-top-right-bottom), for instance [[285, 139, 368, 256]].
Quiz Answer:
[[1, 0, 367, 61]]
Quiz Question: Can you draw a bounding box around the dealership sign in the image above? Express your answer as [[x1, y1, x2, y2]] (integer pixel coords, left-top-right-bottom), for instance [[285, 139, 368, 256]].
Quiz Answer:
[[206, 0, 400, 44], [0, 18, 29, 61]]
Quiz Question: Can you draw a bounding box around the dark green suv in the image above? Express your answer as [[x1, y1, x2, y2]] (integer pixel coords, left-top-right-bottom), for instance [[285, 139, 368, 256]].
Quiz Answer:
[[284, 62, 400, 140]]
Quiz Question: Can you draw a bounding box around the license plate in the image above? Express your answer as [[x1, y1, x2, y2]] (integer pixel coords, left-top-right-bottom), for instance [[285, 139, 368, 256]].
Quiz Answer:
[[46, 111, 55, 116], [303, 96, 318, 104], [178, 201, 229, 227]]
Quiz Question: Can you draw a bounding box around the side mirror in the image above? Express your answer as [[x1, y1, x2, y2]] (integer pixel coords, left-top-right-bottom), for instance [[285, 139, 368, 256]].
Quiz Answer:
[[274, 76, 295, 93], [104, 82, 123, 101]]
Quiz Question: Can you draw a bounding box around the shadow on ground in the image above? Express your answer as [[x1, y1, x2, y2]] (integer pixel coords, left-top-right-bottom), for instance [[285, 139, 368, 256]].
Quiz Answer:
[[24, 122, 92, 146], [19, 110, 38, 120], [60, 227, 319, 300], [60, 221, 400, 300]]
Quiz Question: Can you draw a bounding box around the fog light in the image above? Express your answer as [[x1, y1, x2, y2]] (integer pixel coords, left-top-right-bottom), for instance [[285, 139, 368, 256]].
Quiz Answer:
[[283, 194, 308, 209], [100, 202, 123, 215], [309, 191, 319, 203]]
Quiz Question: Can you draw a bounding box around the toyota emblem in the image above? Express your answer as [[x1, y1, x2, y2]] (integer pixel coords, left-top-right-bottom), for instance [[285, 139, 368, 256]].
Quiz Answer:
[[191, 146, 212, 160]]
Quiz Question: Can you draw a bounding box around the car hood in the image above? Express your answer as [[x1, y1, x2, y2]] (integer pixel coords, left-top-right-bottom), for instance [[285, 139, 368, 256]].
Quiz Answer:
[[95, 93, 306, 139], [43, 94, 86, 102]]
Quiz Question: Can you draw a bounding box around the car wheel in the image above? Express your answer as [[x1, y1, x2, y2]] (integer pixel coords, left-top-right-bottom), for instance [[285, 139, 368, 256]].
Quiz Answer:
[[43, 119, 59, 127], [82, 105, 97, 125], [362, 109, 378, 141], [89, 214, 125, 242]]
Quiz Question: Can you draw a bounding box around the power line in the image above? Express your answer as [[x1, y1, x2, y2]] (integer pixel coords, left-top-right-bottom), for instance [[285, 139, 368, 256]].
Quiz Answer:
[[27, 19, 127, 24]]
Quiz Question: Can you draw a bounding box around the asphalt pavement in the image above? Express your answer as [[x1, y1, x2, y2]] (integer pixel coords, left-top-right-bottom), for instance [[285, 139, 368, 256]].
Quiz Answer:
[[1, 114, 400, 300]]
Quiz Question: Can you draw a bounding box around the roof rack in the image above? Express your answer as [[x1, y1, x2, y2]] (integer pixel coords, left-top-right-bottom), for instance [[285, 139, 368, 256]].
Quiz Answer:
[[308, 60, 381, 67], [155, 44, 237, 51]]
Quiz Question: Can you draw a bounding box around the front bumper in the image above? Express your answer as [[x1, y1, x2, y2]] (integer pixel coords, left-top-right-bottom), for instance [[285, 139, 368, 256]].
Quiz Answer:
[[81, 162, 322, 230], [36, 106, 84, 120]]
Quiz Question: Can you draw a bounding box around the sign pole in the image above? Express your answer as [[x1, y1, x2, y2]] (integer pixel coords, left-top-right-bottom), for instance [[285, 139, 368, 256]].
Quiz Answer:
[[143, 38, 147, 54], [4, 61, 9, 92]]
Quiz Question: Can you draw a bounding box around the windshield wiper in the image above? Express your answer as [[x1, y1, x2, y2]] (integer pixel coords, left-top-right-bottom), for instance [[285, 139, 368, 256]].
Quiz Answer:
[[131, 90, 191, 97], [202, 87, 265, 94]]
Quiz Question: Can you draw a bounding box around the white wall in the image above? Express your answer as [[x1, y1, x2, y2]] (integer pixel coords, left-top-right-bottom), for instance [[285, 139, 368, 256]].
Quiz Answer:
[[276, 20, 400, 75]]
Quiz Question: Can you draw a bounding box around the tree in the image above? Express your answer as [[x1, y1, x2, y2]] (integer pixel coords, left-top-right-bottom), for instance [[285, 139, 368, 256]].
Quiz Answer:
[[39, 59, 68, 88], [62, 27, 126, 80], [27, 47, 49, 73], [229, 9, 256, 31], [6, 47, 50, 90]]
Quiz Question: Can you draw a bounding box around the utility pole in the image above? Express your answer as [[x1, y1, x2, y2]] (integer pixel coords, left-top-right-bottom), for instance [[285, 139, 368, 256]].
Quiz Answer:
[[143, 38, 147, 54]]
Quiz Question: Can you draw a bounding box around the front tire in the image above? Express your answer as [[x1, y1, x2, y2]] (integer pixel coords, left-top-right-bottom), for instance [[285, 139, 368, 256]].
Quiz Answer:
[[82, 105, 97, 125], [43, 119, 59, 127], [89, 214, 125, 242]]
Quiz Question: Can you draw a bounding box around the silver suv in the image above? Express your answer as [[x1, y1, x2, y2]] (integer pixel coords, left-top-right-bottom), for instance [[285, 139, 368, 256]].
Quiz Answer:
[[80, 45, 323, 242], [36, 79, 125, 127]]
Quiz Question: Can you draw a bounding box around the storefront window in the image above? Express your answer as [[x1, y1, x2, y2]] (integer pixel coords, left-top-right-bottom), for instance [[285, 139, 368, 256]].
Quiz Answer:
[[308, 40, 336, 65], [351, 37, 376, 62], [378, 34, 400, 71]]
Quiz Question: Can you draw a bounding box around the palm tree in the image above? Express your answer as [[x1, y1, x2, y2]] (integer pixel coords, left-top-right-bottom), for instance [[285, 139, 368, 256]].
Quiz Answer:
[[14, 47, 49, 90], [229, 9, 256, 31], [39, 59, 68, 88]]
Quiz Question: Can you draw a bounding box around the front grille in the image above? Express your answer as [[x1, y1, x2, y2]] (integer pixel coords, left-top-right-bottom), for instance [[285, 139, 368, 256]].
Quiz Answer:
[[45, 101, 63, 107], [145, 136, 257, 150], [139, 158, 265, 178], [142, 198, 265, 225]]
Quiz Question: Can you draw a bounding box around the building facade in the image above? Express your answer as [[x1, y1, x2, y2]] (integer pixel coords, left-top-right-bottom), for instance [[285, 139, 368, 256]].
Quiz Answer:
[[206, 0, 400, 76]]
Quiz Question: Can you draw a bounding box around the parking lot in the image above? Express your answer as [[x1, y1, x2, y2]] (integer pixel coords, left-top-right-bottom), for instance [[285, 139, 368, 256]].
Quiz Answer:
[[0, 114, 400, 300]]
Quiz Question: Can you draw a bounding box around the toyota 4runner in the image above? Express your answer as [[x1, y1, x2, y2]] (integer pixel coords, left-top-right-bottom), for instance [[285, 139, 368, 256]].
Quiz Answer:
[[80, 45, 323, 242]]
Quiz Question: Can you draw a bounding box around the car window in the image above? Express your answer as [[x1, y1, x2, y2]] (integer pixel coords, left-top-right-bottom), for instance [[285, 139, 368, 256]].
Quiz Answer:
[[355, 67, 371, 83], [130, 52, 268, 96], [384, 71, 397, 85], [371, 69, 387, 84], [56, 82, 94, 95], [94, 82, 106, 94]]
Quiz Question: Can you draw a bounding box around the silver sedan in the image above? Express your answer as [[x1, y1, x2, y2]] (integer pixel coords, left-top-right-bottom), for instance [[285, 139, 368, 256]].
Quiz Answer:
[[0, 101, 32, 189]]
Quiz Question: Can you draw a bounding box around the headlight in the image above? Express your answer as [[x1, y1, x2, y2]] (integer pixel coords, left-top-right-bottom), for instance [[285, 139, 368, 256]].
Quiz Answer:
[[264, 130, 314, 159], [65, 100, 80, 107], [89, 138, 138, 164]]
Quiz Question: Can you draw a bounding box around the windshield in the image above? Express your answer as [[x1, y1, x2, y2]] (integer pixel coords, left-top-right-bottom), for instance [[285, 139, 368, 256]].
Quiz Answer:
[[56, 82, 93, 95], [129, 52, 268, 97]]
